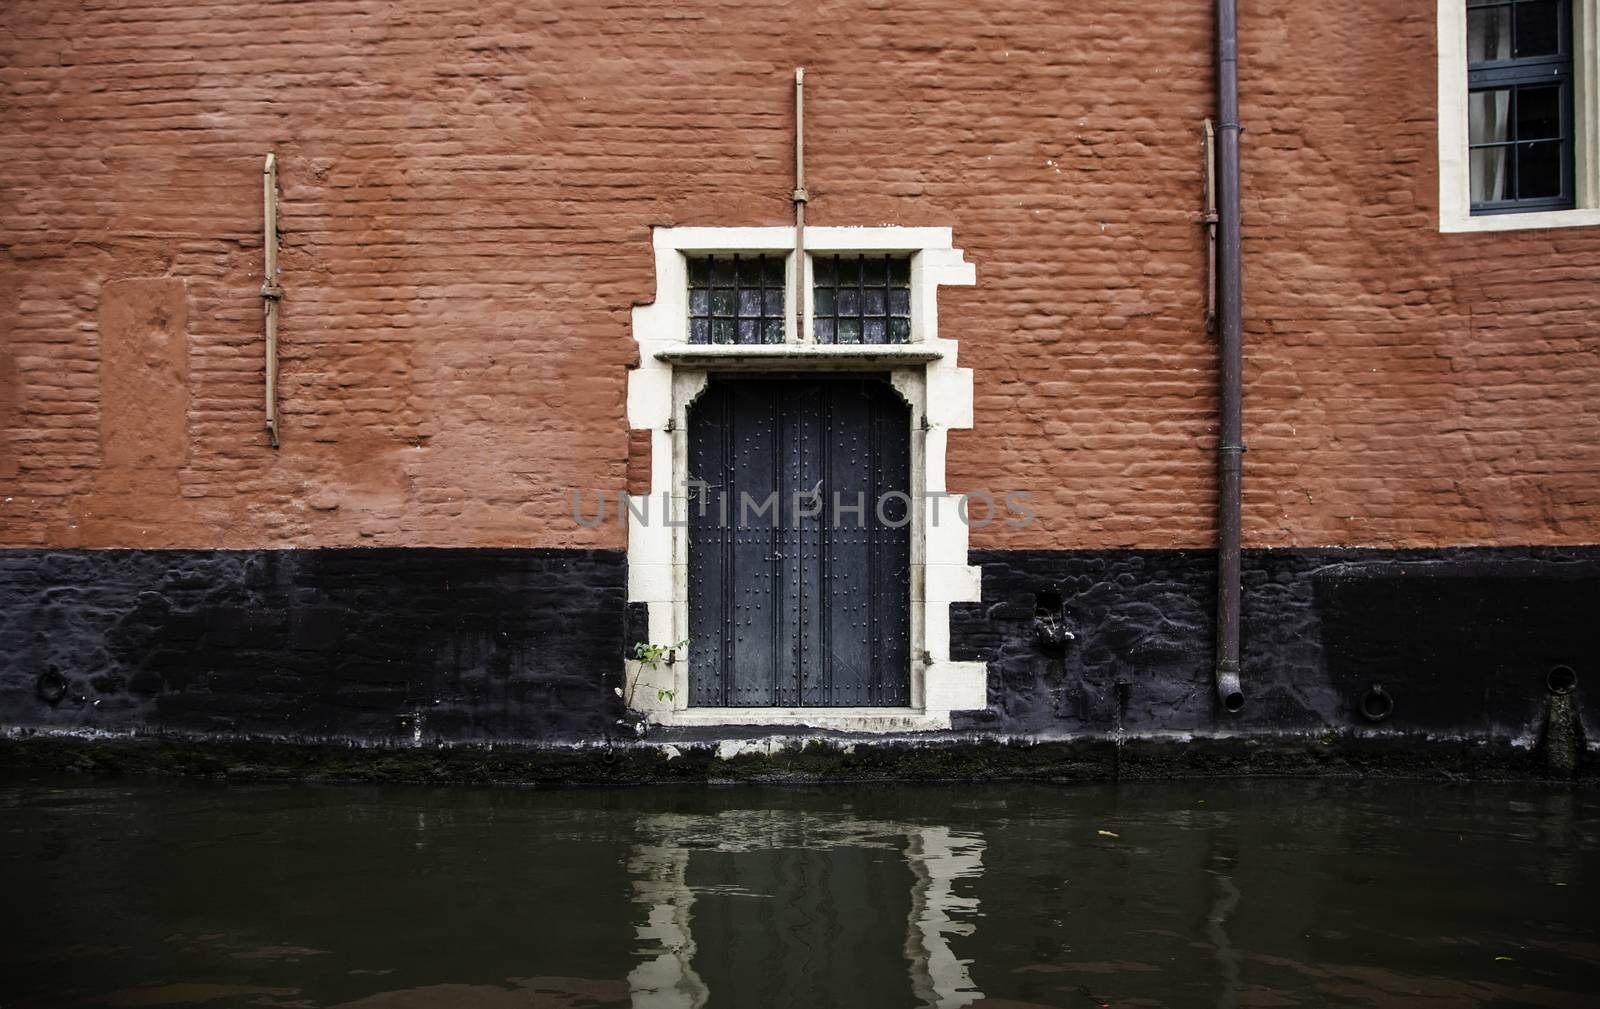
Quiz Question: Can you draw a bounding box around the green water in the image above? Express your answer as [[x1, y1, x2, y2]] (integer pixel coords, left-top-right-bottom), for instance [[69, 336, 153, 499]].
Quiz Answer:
[[1, 776, 1594, 1008]]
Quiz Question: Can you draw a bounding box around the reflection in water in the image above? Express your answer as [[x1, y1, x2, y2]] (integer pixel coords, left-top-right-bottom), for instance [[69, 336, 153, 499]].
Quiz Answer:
[[2, 779, 1597, 1009], [905, 827, 985, 1009], [627, 841, 707, 1009], [626, 812, 985, 1009]]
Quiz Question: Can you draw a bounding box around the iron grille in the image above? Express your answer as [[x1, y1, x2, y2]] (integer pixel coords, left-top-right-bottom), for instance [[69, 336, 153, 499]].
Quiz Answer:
[[812, 254, 911, 345], [688, 254, 786, 344]]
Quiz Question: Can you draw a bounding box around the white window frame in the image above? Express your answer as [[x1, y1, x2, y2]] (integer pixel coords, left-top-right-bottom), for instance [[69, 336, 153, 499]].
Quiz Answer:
[[1438, 0, 1600, 231], [625, 226, 987, 732]]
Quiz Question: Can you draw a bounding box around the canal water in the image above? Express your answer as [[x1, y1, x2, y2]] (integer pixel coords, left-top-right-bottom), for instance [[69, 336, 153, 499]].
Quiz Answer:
[[1, 777, 1594, 1009]]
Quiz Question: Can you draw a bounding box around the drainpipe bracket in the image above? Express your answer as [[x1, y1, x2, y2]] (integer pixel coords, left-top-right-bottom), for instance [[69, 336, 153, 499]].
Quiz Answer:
[[791, 188, 809, 204]]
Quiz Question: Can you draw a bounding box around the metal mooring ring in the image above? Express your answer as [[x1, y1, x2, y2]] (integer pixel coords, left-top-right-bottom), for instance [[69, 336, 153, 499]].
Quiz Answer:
[[1359, 684, 1393, 723], [1547, 665, 1578, 695], [35, 670, 68, 705]]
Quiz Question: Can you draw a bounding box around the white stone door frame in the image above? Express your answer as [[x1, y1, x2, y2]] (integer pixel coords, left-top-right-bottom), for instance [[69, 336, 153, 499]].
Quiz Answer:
[[625, 226, 986, 731]]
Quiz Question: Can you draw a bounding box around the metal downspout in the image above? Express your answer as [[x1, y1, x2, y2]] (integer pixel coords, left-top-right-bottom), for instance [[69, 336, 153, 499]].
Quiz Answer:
[[1215, 0, 1245, 713]]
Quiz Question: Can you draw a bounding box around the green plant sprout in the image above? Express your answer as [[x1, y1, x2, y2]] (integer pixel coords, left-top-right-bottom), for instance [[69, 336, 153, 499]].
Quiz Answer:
[[625, 638, 689, 711]]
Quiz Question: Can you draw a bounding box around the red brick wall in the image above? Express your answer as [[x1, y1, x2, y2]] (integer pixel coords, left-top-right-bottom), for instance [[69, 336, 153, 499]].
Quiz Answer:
[[1, 0, 1596, 551]]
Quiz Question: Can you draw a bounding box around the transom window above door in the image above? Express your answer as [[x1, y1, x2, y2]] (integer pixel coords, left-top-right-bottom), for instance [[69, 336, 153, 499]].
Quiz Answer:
[[683, 250, 915, 346], [812, 254, 912, 345], [687, 254, 787, 344]]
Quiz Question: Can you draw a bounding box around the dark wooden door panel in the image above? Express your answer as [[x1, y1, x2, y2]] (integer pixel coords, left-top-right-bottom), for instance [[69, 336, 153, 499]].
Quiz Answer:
[[688, 377, 910, 707]]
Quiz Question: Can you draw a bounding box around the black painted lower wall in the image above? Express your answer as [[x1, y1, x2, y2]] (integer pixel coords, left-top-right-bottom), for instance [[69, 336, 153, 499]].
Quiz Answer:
[[1, 546, 1595, 768], [952, 546, 1600, 742], [0, 549, 628, 742]]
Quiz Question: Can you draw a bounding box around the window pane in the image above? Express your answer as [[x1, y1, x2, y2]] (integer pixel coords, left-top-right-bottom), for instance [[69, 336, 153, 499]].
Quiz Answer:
[[1469, 89, 1511, 144], [1468, 5, 1511, 62], [1471, 145, 1514, 201], [712, 318, 735, 344], [737, 289, 762, 317], [1513, 0, 1560, 57], [690, 318, 709, 343], [811, 253, 911, 347], [1517, 140, 1562, 197], [711, 258, 735, 286], [711, 289, 735, 317], [688, 254, 785, 344], [763, 289, 784, 316], [763, 319, 785, 344], [1515, 84, 1561, 140]]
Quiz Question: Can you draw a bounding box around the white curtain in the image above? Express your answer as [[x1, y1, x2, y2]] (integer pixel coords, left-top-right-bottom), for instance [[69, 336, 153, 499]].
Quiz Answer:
[[1468, 6, 1513, 201]]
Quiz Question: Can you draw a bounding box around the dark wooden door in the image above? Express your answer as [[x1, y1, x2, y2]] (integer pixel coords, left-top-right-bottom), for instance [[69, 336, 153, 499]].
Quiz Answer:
[[688, 376, 911, 707]]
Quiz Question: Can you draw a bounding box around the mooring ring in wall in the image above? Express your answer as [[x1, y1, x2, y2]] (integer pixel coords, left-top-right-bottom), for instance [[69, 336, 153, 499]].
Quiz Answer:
[[1359, 684, 1393, 723], [35, 670, 68, 705], [1547, 665, 1578, 695]]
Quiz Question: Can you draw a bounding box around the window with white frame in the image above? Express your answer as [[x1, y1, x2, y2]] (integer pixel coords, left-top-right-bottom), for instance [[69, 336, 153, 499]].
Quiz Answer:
[[1438, 0, 1600, 230]]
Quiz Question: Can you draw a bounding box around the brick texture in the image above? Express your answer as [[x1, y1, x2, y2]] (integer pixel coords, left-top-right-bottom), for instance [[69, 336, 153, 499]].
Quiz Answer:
[[0, 0, 1596, 551]]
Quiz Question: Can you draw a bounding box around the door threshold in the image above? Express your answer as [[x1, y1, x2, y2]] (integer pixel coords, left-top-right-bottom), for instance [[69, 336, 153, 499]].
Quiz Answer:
[[659, 707, 949, 733]]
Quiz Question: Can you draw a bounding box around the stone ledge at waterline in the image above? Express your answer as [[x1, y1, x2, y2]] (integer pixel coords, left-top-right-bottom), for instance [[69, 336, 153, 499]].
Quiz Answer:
[[2, 730, 1593, 785]]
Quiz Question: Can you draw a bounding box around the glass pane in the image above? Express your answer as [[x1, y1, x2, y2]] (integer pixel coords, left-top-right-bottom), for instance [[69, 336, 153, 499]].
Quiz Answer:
[[889, 289, 910, 316], [689, 288, 708, 316], [711, 259, 735, 285], [1516, 84, 1561, 140], [1471, 145, 1514, 201], [737, 289, 762, 317], [835, 256, 862, 284], [837, 319, 862, 344], [1469, 89, 1511, 144], [889, 257, 911, 284], [864, 289, 886, 315], [763, 318, 785, 344], [737, 319, 758, 343], [690, 318, 710, 343], [813, 257, 834, 285], [1468, 5, 1511, 62], [837, 289, 859, 316], [863, 257, 887, 285], [763, 289, 784, 316], [814, 289, 835, 316], [1517, 140, 1562, 197], [813, 319, 834, 343], [763, 257, 785, 286], [688, 259, 710, 285], [736, 257, 761, 286], [1513, 0, 1560, 57], [863, 318, 886, 343], [711, 318, 735, 344], [711, 289, 735, 317], [889, 318, 911, 343]]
